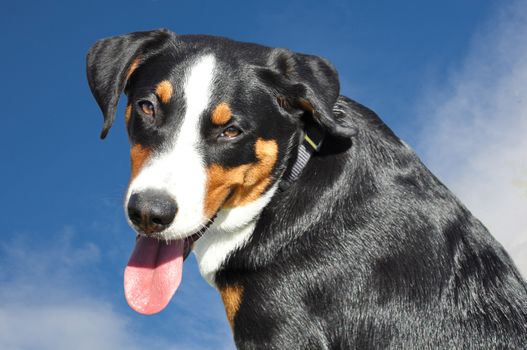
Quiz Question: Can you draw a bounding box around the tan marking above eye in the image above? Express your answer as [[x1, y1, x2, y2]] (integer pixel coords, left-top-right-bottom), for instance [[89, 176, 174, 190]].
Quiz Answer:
[[155, 80, 173, 104], [211, 102, 232, 125], [219, 284, 244, 329], [130, 144, 152, 181], [204, 138, 278, 217]]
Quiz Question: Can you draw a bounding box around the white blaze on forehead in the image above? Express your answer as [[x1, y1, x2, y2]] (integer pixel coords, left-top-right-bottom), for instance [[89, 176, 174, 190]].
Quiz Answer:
[[125, 54, 279, 285], [126, 55, 216, 238]]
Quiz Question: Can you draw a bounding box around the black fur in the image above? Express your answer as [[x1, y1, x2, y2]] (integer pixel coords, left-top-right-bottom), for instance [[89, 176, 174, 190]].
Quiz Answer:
[[86, 29, 175, 139], [86, 30, 527, 349], [219, 97, 527, 348]]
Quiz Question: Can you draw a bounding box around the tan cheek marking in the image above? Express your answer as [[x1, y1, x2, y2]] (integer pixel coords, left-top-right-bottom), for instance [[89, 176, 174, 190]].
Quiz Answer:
[[204, 163, 250, 218], [203, 139, 278, 217], [219, 284, 244, 329], [130, 144, 152, 181], [211, 102, 232, 125], [125, 104, 132, 124], [155, 80, 173, 104], [126, 57, 141, 81], [225, 139, 278, 208]]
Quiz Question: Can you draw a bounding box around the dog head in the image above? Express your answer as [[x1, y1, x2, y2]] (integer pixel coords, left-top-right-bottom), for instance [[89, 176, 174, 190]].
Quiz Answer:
[[87, 29, 354, 242]]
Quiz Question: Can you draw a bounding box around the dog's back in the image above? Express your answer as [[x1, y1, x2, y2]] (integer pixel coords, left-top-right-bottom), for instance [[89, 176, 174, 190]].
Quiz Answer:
[[217, 97, 527, 349]]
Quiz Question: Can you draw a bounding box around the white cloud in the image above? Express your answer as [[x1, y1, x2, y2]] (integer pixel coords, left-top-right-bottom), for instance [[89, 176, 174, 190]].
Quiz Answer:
[[415, 1, 527, 276], [0, 226, 101, 284], [0, 228, 139, 350], [0, 300, 140, 350], [0, 228, 234, 350]]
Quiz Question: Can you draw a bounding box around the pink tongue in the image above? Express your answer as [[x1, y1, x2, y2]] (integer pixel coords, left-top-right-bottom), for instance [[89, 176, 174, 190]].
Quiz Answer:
[[124, 236, 184, 315]]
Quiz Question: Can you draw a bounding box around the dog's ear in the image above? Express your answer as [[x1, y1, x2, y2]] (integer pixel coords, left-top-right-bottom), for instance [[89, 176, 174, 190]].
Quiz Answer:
[[257, 48, 355, 138], [86, 29, 174, 139]]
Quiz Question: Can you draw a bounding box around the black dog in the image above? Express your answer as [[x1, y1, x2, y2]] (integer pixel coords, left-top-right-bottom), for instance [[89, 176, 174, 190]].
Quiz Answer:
[[86, 29, 527, 349]]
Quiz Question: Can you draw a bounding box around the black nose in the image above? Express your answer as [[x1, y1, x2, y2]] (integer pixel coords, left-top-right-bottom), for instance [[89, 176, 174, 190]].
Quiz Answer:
[[127, 190, 177, 234]]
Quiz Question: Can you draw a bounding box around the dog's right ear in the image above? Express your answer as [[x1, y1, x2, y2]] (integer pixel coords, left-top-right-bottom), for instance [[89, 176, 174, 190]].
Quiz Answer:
[[256, 48, 356, 138], [86, 29, 174, 139]]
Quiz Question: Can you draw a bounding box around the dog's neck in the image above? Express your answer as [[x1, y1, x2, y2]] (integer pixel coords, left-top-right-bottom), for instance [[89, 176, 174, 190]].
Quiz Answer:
[[193, 119, 326, 286], [279, 117, 325, 191], [193, 184, 279, 286]]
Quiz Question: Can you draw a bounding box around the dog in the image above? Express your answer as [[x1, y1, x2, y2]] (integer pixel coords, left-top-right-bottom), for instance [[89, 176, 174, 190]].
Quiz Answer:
[[86, 29, 527, 349]]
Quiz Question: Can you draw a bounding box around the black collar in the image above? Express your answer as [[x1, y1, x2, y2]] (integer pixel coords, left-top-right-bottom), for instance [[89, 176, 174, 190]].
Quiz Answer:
[[279, 119, 325, 191]]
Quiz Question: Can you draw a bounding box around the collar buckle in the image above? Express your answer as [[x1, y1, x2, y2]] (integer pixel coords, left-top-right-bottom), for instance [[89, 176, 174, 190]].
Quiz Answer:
[[278, 119, 325, 192], [303, 118, 324, 152]]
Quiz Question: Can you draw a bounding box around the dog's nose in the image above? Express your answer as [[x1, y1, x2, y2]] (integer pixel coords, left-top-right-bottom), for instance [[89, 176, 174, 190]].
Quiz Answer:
[[127, 190, 177, 234]]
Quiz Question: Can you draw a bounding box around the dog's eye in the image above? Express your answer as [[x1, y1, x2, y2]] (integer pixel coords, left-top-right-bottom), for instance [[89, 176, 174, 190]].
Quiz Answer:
[[220, 126, 242, 139], [138, 100, 155, 117]]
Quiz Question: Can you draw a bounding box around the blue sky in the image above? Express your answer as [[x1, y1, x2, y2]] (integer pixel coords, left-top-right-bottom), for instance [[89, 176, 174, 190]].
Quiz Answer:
[[1, 0, 526, 349]]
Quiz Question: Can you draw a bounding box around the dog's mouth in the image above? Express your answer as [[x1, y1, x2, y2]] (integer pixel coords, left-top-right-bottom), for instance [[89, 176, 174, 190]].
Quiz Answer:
[[123, 215, 217, 315]]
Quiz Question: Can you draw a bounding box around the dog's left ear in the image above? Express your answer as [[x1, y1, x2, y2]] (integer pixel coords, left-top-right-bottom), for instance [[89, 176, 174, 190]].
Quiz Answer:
[[86, 29, 174, 139], [258, 49, 355, 138]]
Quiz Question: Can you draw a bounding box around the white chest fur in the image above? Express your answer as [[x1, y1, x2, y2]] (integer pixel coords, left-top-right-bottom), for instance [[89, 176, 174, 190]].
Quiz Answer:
[[193, 221, 256, 286], [192, 185, 277, 286]]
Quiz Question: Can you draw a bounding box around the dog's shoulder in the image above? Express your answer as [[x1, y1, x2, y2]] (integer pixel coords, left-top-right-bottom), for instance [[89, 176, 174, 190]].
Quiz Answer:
[[220, 95, 527, 348]]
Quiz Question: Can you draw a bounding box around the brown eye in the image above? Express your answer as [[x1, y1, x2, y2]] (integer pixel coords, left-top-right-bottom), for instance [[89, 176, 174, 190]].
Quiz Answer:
[[138, 100, 155, 117], [220, 126, 242, 139]]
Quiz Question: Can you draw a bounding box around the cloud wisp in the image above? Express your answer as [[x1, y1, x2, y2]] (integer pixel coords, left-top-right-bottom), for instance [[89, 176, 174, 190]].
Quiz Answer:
[[415, 1, 527, 275], [0, 227, 234, 350], [0, 228, 139, 350]]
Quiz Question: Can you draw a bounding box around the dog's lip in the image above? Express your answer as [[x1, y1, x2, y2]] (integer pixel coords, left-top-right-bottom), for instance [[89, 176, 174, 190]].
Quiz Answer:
[[133, 213, 218, 260], [181, 191, 232, 259], [133, 216, 217, 261], [183, 213, 218, 260]]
